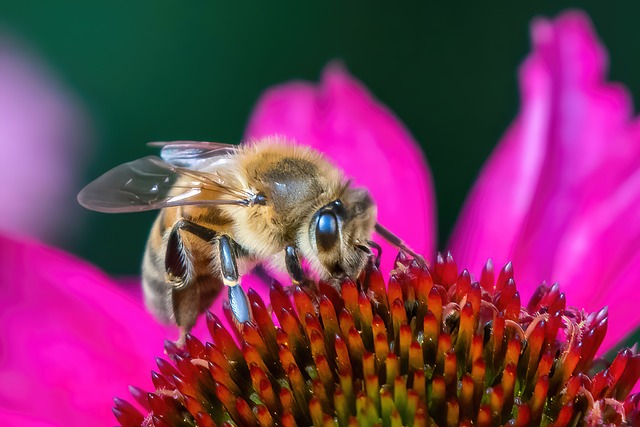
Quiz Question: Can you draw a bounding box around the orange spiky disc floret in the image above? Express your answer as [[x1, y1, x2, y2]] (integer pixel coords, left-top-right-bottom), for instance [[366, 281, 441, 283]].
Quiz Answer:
[[115, 253, 640, 427]]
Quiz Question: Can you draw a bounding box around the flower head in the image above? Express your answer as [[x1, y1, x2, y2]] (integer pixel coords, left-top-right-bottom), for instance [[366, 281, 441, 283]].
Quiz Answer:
[[115, 254, 639, 426]]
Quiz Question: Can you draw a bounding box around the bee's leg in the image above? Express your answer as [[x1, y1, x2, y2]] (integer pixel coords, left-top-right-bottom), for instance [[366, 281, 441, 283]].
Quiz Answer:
[[367, 240, 382, 267], [164, 222, 189, 285], [165, 219, 218, 283], [172, 286, 198, 347], [165, 219, 218, 345], [284, 245, 318, 300], [285, 245, 305, 285], [218, 235, 252, 324]]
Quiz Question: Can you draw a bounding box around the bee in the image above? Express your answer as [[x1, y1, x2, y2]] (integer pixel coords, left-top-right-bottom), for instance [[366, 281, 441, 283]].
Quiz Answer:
[[78, 137, 422, 339]]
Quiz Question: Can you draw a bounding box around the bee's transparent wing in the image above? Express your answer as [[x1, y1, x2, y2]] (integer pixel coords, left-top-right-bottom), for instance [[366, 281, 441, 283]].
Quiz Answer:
[[148, 140, 239, 169], [78, 155, 254, 213]]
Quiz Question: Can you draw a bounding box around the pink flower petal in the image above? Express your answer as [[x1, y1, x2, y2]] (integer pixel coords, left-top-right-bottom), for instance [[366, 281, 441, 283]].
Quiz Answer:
[[594, 248, 640, 352], [449, 11, 640, 351], [0, 406, 57, 427], [245, 63, 435, 274], [551, 155, 640, 353], [0, 235, 166, 426]]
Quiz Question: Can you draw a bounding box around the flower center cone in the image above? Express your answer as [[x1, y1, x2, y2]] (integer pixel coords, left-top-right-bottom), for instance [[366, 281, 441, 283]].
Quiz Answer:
[[114, 252, 640, 427]]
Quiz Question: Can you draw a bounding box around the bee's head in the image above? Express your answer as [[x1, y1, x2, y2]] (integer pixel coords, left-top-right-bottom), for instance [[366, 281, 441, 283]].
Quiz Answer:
[[301, 187, 377, 279]]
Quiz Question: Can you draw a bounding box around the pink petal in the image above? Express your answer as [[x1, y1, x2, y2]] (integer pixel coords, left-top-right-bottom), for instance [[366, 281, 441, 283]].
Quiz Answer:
[[0, 235, 166, 426], [552, 150, 640, 361], [245, 63, 435, 274], [0, 407, 57, 427], [449, 11, 640, 351], [595, 248, 640, 352]]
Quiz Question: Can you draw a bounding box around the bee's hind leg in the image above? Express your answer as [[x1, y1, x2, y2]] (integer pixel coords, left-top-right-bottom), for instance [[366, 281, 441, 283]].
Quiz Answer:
[[218, 235, 252, 324], [165, 219, 217, 346]]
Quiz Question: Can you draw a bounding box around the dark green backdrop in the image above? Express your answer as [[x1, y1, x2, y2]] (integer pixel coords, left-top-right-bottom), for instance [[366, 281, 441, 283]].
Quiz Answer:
[[3, 2, 640, 276]]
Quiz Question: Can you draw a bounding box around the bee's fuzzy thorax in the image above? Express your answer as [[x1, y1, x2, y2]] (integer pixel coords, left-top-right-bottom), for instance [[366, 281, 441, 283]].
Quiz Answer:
[[222, 138, 351, 257]]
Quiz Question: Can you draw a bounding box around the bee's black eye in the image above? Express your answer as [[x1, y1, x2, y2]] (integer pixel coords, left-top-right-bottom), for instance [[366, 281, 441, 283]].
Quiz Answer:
[[316, 211, 338, 251]]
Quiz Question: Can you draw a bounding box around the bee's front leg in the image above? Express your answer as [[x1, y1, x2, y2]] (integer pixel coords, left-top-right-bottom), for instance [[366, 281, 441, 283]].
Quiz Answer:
[[367, 240, 382, 267], [285, 246, 305, 285], [218, 235, 252, 324], [284, 246, 318, 301]]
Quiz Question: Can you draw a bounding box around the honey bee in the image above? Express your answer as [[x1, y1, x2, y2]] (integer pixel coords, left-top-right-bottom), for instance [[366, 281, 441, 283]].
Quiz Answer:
[[78, 137, 422, 339]]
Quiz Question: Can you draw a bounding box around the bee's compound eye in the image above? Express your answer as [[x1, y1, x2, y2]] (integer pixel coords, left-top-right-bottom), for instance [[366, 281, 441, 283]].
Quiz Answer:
[[316, 211, 338, 251]]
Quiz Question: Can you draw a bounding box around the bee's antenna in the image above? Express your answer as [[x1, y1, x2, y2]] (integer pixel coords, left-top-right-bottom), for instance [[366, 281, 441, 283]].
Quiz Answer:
[[374, 223, 427, 267]]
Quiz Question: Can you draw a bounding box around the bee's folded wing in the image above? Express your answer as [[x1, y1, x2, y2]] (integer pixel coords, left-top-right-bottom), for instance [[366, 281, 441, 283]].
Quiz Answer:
[[148, 140, 239, 169], [77, 156, 253, 213]]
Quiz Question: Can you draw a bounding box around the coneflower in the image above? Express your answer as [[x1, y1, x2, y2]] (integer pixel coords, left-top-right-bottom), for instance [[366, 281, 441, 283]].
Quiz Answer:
[[114, 253, 640, 426]]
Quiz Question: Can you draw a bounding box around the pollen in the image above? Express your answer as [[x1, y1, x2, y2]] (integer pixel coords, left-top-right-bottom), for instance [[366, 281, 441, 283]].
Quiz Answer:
[[114, 253, 640, 426]]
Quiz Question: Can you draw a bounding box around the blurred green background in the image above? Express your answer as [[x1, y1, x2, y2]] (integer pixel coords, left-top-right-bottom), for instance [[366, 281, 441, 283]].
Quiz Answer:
[[3, 1, 640, 276]]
